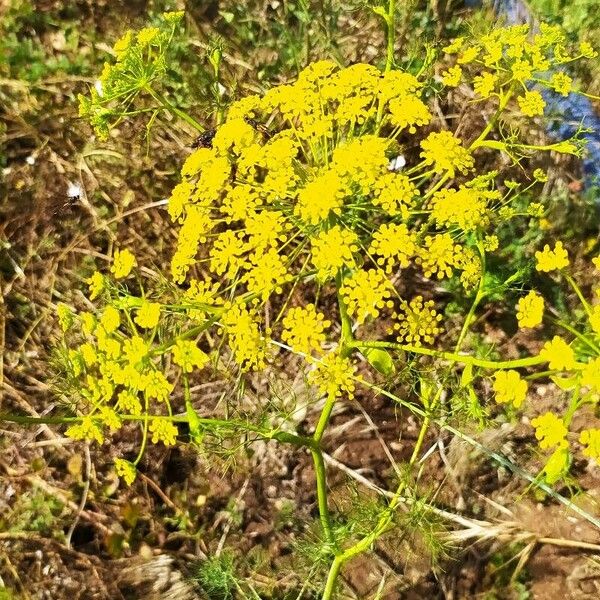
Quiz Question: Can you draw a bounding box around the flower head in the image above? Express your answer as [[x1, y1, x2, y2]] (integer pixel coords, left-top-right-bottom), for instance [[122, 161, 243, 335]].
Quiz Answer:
[[492, 370, 527, 408], [517, 90, 546, 117], [394, 296, 443, 346], [535, 242, 569, 272], [172, 339, 210, 373], [308, 351, 356, 398], [531, 412, 568, 449], [281, 305, 330, 356], [539, 336, 576, 370], [111, 249, 137, 279], [516, 291, 544, 328], [135, 301, 161, 329], [420, 131, 474, 177], [579, 429, 600, 462]]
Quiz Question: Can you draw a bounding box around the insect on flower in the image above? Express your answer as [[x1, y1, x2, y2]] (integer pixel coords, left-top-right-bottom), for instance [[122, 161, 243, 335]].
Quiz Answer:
[[243, 116, 273, 139], [191, 129, 216, 149]]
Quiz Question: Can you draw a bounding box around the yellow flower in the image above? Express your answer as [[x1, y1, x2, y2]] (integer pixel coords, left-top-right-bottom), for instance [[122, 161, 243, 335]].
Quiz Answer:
[[527, 202, 545, 217], [579, 41, 597, 59], [516, 291, 544, 328], [209, 230, 248, 279], [116, 390, 142, 415], [295, 170, 347, 225], [589, 305, 600, 335], [441, 65, 462, 87], [388, 94, 432, 133], [443, 37, 464, 54], [394, 296, 442, 347], [535, 241, 569, 272], [66, 416, 104, 445], [308, 351, 356, 398], [113, 30, 133, 58], [99, 406, 121, 431], [473, 72, 497, 98], [539, 336, 576, 370], [163, 10, 185, 23], [579, 429, 600, 462], [581, 357, 600, 392], [430, 186, 488, 231], [123, 335, 149, 366], [371, 173, 419, 217], [311, 226, 358, 280], [417, 233, 463, 280], [340, 269, 394, 325], [223, 304, 271, 371], [87, 271, 105, 300], [111, 249, 136, 279], [533, 168, 548, 182], [80, 342, 97, 366], [136, 27, 160, 46], [541, 447, 570, 484], [100, 305, 121, 334], [492, 370, 527, 408], [149, 418, 178, 446], [281, 305, 330, 356], [549, 72, 572, 96], [483, 235, 499, 252], [457, 46, 479, 64], [57, 303, 74, 332], [511, 59, 533, 82], [531, 412, 568, 449], [243, 248, 290, 301], [369, 223, 417, 272], [517, 90, 546, 117], [114, 458, 137, 485], [135, 301, 161, 329], [420, 131, 474, 177], [172, 339, 210, 373]]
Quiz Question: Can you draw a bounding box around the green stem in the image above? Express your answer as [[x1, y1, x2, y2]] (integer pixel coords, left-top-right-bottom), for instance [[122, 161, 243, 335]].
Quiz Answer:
[[469, 87, 513, 151], [565, 274, 593, 319], [349, 340, 545, 370], [322, 556, 344, 600], [384, 0, 396, 73], [311, 447, 337, 551], [314, 392, 337, 444], [563, 385, 581, 427], [552, 317, 600, 355], [146, 88, 204, 132], [0, 413, 315, 449]]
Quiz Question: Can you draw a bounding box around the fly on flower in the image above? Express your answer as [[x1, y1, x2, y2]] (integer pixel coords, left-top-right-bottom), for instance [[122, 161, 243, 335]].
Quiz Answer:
[[191, 129, 216, 149], [243, 116, 273, 140]]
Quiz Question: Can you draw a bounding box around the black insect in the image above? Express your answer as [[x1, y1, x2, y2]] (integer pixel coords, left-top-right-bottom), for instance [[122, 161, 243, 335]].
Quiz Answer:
[[244, 116, 272, 139], [191, 129, 216, 149]]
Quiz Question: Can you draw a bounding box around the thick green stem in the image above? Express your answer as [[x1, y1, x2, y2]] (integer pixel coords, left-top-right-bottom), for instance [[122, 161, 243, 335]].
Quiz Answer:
[[311, 447, 337, 551], [384, 0, 396, 72], [322, 556, 344, 600], [349, 340, 545, 370]]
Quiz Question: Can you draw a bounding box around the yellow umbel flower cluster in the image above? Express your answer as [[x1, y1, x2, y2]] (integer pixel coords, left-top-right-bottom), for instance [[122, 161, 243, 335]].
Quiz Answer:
[[492, 370, 527, 408], [516, 291, 544, 328], [442, 23, 592, 120]]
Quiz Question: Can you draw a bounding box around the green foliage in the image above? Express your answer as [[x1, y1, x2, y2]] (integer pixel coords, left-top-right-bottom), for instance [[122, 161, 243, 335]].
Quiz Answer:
[[529, 0, 599, 46], [193, 553, 238, 600], [0, 0, 89, 81], [3, 489, 64, 535]]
